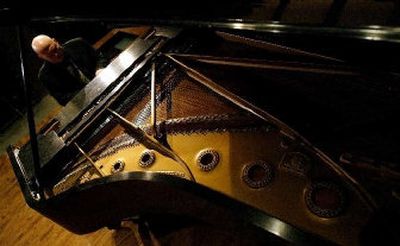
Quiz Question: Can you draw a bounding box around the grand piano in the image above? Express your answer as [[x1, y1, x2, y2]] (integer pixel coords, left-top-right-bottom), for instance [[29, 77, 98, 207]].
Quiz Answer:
[[4, 1, 400, 245]]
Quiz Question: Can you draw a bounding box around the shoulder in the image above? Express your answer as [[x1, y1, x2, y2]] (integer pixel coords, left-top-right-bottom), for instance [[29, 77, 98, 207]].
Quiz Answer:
[[63, 37, 97, 59], [64, 37, 91, 46]]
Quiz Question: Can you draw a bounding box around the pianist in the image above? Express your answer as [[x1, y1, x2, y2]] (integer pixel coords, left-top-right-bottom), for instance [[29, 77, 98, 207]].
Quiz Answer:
[[31, 34, 106, 106]]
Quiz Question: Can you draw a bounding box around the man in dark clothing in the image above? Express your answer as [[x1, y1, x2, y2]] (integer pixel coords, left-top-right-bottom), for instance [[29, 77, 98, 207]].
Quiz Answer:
[[31, 34, 106, 106]]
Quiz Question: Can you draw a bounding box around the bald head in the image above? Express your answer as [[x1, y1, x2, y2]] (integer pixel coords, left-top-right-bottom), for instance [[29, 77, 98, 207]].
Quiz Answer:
[[32, 34, 64, 64], [31, 34, 52, 53]]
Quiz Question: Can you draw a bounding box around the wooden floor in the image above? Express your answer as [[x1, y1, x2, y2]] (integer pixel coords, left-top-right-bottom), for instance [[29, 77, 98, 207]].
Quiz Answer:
[[0, 152, 141, 246]]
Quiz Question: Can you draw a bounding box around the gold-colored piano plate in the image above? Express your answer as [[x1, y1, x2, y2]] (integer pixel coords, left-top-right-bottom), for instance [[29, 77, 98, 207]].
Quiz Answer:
[[92, 129, 371, 245]]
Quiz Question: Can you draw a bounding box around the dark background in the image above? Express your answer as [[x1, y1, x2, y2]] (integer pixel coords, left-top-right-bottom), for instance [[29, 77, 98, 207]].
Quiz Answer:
[[1, 0, 399, 132]]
